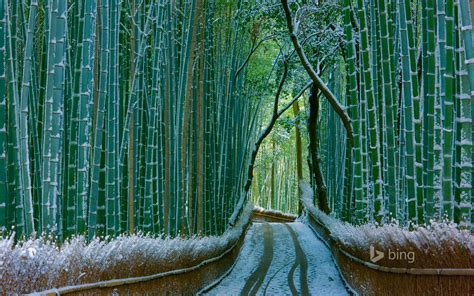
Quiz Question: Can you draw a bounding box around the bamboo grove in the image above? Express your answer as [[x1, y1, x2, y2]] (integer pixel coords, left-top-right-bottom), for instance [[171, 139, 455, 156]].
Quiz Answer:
[[251, 129, 303, 214], [0, 0, 256, 240], [315, 0, 474, 230]]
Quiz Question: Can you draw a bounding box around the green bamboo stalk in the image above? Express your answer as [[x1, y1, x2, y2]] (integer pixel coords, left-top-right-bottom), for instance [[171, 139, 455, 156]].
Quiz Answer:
[[5, 0, 35, 238], [105, 0, 121, 236], [377, 0, 398, 219], [399, 0, 418, 223], [433, 0, 447, 220], [458, 0, 474, 231], [357, 0, 384, 221], [40, 0, 57, 235], [343, 0, 364, 223], [27, 10, 43, 231], [5, 4, 19, 236], [88, 0, 109, 240], [50, 0, 67, 239], [66, 0, 85, 237], [442, 0, 456, 220], [75, 0, 97, 235], [453, 0, 472, 229], [17, 0, 38, 237], [40, 0, 66, 237], [0, 0, 8, 234], [406, 0, 424, 224], [422, 0, 436, 220], [143, 3, 165, 235]]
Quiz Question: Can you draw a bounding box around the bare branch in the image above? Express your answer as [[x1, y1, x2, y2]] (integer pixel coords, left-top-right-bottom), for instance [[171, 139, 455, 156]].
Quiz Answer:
[[234, 34, 276, 80], [281, 0, 354, 145], [277, 80, 312, 117], [230, 60, 311, 227]]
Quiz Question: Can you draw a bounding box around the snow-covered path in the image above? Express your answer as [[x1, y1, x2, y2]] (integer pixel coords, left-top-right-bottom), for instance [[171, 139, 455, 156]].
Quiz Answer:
[[205, 222, 348, 296]]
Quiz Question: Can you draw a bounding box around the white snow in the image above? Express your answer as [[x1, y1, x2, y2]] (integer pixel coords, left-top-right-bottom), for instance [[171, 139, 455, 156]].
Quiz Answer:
[[259, 223, 296, 294], [253, 205, 298, 220], [0, 203, 254, 294], [300, 182, 474, 268], [205, 224, 264, 295], [291, 223, 348, 295], [206, 222, 348, 295]]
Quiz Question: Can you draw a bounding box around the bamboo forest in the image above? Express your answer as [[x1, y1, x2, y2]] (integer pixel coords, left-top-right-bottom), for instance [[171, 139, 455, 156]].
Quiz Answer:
[[0, 0, 473, 295]]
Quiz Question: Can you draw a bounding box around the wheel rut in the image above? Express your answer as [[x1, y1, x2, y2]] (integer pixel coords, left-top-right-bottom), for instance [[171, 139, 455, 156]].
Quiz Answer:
[[240, 223, 273, 296], [205, 222, 348, 296], [285, 223, 310, 296]]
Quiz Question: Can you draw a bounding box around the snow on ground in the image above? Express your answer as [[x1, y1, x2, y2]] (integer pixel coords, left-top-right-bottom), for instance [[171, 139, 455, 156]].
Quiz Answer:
[[259, 223, 296, 295], [205, 223, 265, 295], [253, 205, 298, 220], [291, 223, 348, 295], [206, 222, 348, 295], [0, 203, 254, 294]]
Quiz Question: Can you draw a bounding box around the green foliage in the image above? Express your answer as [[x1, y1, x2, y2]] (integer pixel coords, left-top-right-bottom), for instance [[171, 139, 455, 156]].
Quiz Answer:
[[251, 0, 473, 232], [0, 0, 255, 241], [323, 0, 473, 230]]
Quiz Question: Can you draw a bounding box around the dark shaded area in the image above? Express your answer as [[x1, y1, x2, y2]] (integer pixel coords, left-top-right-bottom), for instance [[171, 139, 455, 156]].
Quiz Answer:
[[308, 85, 330, 214]]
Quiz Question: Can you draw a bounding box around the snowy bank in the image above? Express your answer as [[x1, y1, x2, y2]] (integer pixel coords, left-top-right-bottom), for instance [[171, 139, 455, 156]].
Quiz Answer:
[[0, 203, 253, 295], [300, 182, 473, 269], [252, 205, 297, 221]]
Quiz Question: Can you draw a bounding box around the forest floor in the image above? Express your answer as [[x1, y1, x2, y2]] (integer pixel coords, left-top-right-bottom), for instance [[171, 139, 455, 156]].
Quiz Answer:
[[205, 222, 348, 296]]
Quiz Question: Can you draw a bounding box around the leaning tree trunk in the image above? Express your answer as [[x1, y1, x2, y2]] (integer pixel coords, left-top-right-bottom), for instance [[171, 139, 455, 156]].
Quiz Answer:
[[308, 85, 330, 214]]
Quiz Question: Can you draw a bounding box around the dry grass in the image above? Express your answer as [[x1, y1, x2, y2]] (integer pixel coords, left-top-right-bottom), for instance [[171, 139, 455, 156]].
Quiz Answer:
[[300, 183, 473, 269], [297, 184, 474, 296], [330, 219, 473, 269], [0, 204, 252, 295]]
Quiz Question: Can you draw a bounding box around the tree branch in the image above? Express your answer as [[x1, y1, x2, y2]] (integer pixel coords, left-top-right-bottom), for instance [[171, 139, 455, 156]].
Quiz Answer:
[[253, 58, 289, 152], [281, 0, 354, 145], [277, 80, 312, 117], [229, 60, 312, 226], [234, 34, 275, 80]]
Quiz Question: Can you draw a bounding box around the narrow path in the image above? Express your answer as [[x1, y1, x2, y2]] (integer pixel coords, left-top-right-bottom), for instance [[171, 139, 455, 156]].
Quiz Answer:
[[240, 223, 273, 295], [205, 222, 347, 296]]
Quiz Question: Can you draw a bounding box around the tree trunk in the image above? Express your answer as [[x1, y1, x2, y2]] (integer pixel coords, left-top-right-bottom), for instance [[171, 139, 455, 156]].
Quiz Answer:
[[292, 102, 303, 215], [308, 85, 330, 214], [270, 142, 275, 209]]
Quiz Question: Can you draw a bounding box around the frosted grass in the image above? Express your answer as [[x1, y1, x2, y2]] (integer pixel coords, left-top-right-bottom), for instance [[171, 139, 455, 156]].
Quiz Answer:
[[0, 204, 253, 294], [300, 182, 473, 268]]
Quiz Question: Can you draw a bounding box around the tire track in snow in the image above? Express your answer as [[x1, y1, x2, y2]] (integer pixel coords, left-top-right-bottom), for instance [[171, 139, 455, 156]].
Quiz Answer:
[[262, 261, 288, 295], [292, 223, 348, 295], [240, 223, 273, 296], [206, 222, 347, 296], [285, 223, 309, 296], [258, 223, 295, 294]]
